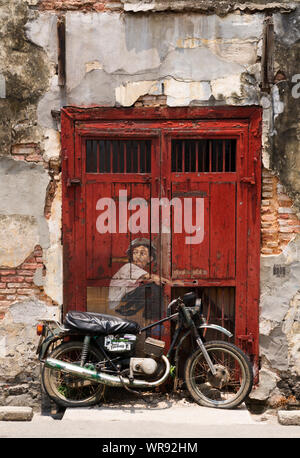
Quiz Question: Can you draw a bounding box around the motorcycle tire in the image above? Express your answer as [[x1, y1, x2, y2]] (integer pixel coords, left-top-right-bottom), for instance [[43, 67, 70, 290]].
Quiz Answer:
[[42, 341, 106, 408], [184, 341, 253, 409]]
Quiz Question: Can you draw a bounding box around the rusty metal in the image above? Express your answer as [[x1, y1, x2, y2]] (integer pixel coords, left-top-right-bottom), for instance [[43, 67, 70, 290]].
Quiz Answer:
[[261, 14, 274, 92], [57, 15, 66, 87]]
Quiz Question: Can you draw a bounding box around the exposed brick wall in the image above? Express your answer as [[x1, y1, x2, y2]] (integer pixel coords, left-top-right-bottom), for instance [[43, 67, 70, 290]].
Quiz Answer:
[[0, 148, 61, 320], [11, 143, 44, 166], [261, 168, 300, 255], [11, 143, 61, 220], [134, 94, 167, 107], [38, 0, 121, 11], [0, 245, 56, 320]]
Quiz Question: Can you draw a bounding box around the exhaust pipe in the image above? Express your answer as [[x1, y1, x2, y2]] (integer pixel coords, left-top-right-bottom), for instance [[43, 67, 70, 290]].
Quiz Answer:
[[44, 355, 170, 389]]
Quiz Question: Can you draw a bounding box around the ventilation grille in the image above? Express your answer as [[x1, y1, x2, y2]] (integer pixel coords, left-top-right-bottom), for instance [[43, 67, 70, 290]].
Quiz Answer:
[[171, 139, 236, 173], [86, 140, 151, 173]]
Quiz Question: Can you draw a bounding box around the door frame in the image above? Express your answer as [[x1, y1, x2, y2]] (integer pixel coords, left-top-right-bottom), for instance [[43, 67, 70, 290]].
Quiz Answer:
[[61, 106, 262, 373]]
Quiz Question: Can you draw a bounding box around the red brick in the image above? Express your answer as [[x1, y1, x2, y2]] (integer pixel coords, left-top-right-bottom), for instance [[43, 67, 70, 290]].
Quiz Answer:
[[34, 248, 43, 256], [261, 248, 274, 254], [0, 269, 16, 275], [261, 214, 276, 222], [16, 270, 36, 276], [279, 214, 292, 219], [26, 154, 43, 162], [0, 301, 12, 307], [279, 227, 296, 233], [278, 200, 292, 207], [16, 289, 33, 294], [7, 283, 31, 288], [23, 256, 36, 263], [1, 276, 24, 283], [279, 234, 294, 241], [21, 263, 40, 270], [39, 0, 113, 11], [261, 228, 277, 234], [12, 144, 36, 155]]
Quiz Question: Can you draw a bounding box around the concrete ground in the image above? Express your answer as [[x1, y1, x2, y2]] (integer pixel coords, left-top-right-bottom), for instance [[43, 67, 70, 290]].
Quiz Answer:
[[0, 394, 300, 439]]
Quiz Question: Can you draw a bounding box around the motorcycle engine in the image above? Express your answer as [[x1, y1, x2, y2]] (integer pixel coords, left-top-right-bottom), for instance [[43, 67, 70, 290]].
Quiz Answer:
[[129, 336, 166, 377], [99, 334, 165, 377], [130, 357, 158, 376]]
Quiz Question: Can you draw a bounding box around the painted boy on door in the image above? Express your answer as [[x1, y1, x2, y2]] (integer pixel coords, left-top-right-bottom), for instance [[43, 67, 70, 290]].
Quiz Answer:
[[108, 238, 163, 321]]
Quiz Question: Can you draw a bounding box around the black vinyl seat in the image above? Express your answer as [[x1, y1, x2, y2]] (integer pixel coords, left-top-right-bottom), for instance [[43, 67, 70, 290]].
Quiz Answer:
[[64, 310, 140, 336]]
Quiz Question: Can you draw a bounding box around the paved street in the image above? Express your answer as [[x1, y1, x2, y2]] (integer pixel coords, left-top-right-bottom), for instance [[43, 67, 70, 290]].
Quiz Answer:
[[0, 400, 300, 439]]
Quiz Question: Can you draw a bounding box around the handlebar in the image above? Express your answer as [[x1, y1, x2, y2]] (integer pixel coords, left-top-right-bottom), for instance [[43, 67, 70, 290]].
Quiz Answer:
[[166, 295, 203, 325], [177, 299, 194, 326]]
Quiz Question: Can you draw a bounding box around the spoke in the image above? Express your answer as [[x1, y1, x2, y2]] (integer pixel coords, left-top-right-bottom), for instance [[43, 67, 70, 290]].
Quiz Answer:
[[190, 348, 245, 404], [49, 347, 103, 402]]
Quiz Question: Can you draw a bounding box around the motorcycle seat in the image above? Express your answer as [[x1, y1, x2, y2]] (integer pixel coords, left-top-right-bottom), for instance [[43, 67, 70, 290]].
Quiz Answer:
[[64, 310, 140, 335]]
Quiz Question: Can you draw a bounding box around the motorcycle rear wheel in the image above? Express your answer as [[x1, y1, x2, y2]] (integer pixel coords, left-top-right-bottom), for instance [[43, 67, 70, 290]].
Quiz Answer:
[[184, 341, 253, 409], [42, 341, 106, 408]]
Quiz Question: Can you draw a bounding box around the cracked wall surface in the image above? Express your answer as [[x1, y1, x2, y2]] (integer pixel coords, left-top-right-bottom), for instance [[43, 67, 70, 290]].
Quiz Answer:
[[0, 0, 299, 408]]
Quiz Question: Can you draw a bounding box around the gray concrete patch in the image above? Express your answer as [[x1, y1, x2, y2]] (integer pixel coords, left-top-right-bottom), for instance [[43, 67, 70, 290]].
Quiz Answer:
[[63, 402, 256, 425]]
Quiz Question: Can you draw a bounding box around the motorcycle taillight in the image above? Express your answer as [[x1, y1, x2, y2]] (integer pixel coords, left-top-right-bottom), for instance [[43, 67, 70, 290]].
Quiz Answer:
[[36, 324, 44, 336]]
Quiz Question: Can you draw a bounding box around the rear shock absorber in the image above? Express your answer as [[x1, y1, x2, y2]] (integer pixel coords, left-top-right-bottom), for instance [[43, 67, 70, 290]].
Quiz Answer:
[[80, 335, 91, 367]]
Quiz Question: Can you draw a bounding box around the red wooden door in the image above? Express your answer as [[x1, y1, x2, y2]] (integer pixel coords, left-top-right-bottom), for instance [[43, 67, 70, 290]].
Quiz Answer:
[[61, 107, 261, 371]]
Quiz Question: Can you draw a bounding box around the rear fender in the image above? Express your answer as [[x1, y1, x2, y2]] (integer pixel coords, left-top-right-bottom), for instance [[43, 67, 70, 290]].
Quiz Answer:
[[38, 333, 64, 361]]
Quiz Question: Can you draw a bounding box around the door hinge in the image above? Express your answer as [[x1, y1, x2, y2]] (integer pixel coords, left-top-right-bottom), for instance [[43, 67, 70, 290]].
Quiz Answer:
[[237, 334, 254, 343], [241, 175, 255, 185], [67, 177, 81, 187], [237, 333, 254, 355]]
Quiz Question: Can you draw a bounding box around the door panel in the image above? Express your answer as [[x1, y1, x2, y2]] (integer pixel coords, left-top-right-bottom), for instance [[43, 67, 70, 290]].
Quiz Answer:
[[171, 182, 210, 279], [210, 182, 236, 279], [86, 181, 114, 280]]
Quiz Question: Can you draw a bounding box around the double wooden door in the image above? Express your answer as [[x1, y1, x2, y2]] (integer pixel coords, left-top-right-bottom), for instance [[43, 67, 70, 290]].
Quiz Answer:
[[61, 107, 261, 368]]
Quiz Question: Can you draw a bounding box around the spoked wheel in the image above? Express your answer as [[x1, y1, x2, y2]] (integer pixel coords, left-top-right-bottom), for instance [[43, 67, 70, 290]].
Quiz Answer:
[[185, 341, 253, 409], [42, 341, 106, 408]]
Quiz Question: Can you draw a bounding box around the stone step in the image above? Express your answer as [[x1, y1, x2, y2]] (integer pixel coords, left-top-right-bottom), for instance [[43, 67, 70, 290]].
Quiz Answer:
[[278, 410, 300, 426], [0, 406, 33, 421]]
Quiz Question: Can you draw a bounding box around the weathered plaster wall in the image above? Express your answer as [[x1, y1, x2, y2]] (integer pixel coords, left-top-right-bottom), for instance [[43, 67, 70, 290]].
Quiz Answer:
[[272, 9, 300, 209], [30, 10, 265, 112], [0, 0, 299, 408], [0, 0, 62, 408]]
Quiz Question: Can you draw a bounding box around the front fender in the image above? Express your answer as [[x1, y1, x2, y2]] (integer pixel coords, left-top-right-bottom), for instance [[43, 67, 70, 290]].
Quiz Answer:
[[199, 324, 233, 338]]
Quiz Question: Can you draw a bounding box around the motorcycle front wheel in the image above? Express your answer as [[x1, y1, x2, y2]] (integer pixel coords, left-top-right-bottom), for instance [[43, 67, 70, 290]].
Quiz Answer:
[[184, 341, 253, 409], [42, 341, 106, 408]]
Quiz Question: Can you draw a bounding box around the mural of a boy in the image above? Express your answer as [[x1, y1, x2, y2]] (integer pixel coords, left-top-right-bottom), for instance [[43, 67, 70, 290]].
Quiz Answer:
[[108, 238, 163, 321]]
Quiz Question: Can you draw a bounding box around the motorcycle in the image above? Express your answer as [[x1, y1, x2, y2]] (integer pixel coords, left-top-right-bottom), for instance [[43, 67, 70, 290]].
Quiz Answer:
[[36, 292, 253, 409]]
